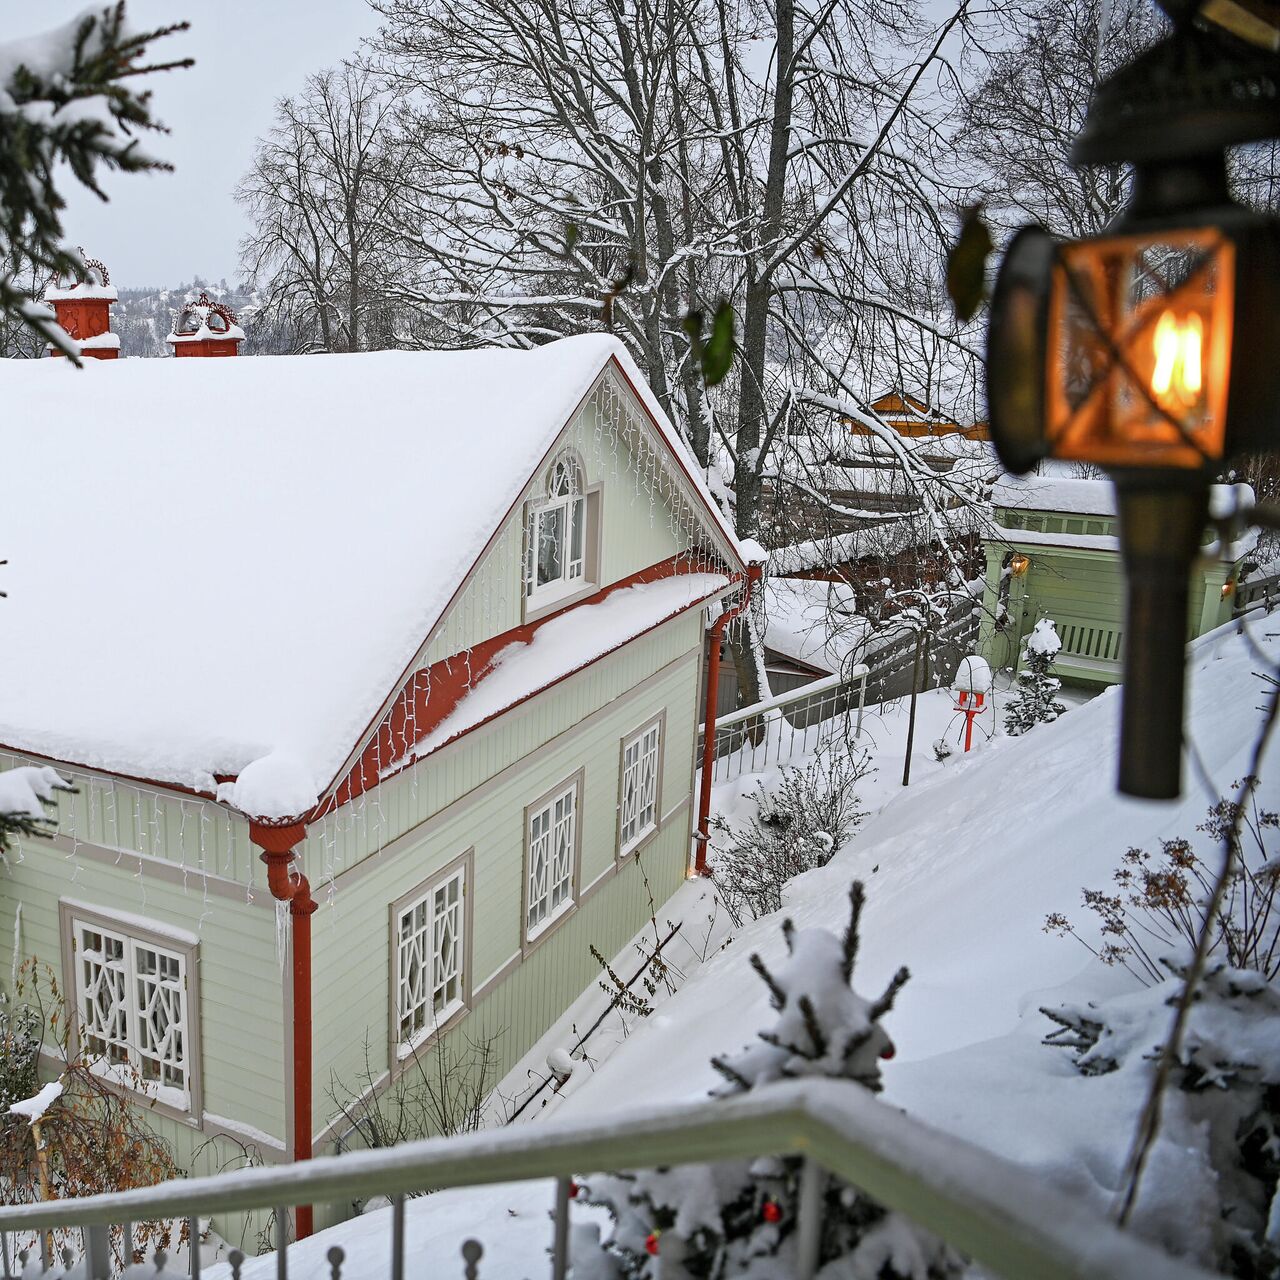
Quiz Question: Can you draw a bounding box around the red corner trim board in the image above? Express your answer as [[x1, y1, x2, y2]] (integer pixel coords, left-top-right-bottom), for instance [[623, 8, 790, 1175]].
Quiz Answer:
[[320, 554, 732, 814]]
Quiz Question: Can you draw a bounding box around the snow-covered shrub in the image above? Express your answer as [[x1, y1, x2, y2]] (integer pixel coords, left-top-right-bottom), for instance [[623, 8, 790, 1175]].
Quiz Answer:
[[1004, 618, 1067, 736], [1, 963, 183, 1265], [1046, 787, 1280, 985], [571, 883, 962, 1279], [1043, 960, 1280, 1277], [710, 747, 871, 925]]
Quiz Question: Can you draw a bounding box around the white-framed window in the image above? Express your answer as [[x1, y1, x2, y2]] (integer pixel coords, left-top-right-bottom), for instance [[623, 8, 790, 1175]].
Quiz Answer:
[[396, 860, 468, 1048], [619, 719, 661, 853], [526, 779, 579, 940], [71, 916, 193, 1111], [526, 453, 587, 601]]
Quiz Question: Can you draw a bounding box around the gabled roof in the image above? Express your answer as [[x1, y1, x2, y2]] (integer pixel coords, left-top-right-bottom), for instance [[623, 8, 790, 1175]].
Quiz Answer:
[[0, 335, 741, 817]]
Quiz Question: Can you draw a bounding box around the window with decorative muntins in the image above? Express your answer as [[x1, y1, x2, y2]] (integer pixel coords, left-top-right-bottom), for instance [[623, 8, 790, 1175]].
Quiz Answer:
[[526, 452, 591, 606], [72, 916, 192, 1111], [526, 780, 578, 940], [396, 863, 467, 1047], [619, 719, 661, 854]]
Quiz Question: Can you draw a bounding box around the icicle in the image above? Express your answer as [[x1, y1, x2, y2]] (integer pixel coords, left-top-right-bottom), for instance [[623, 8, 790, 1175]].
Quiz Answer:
[[11, 900, 22, 990], [274, 897, 291, 976]]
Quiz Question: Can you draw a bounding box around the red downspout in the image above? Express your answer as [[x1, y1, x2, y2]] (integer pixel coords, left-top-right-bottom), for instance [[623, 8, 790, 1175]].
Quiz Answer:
[[694, 564, 762, 874], [250, 820, 317, 1241]]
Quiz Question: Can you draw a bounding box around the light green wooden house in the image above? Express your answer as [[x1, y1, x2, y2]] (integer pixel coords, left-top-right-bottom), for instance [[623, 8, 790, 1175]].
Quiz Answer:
[[0, 335, 747, 1243], [976, 473, 1247, 684]]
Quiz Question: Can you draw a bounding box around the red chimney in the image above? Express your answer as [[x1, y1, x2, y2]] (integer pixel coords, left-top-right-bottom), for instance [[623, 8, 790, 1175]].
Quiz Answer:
[[44, 251, 119, 360], [167, 292, 243, 357]]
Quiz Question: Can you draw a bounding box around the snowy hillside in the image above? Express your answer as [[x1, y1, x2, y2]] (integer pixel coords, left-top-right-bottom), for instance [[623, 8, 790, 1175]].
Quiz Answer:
[[226, 617, 1279, 1277]]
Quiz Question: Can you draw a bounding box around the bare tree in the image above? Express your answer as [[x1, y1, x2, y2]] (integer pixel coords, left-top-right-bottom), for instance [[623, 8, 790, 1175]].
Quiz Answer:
[[957, 0, 1163, 239], [237, 65, 411, 353], [368, 0, 987, 704]]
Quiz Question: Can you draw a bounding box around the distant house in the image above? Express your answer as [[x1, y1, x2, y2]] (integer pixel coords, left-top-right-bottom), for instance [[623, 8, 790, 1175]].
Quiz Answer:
[[849, 390, 989, 442], [977, 473, 1251, 685], [0, 322, 748, 1239]]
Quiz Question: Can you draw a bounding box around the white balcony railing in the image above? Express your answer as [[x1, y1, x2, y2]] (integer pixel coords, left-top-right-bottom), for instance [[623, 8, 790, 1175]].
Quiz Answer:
[[0, 1080, 1219, 1280], [699, 666, 870, 784]]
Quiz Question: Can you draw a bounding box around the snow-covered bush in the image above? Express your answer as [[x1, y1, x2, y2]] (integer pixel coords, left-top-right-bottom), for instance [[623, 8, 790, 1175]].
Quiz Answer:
[[1004, 619, 1067, 736], [1, 963, 183, 1265], [571, 883, 962, 1279], [710, 747, 871, 925], [1046, 788, 1280, 985], [1043, 960, 1280, 1277]]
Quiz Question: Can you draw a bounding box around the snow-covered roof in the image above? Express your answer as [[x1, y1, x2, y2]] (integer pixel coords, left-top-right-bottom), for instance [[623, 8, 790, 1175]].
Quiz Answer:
[[0, 335, 741, 818], [763, 577, 869, 674], [43, 282, 118, 303], [991, 474, 1117, 517]]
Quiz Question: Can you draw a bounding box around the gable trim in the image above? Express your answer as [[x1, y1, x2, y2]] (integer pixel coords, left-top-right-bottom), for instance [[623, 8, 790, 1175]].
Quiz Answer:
[[316, 557, 735, 817], [309, 355, 743, 817]]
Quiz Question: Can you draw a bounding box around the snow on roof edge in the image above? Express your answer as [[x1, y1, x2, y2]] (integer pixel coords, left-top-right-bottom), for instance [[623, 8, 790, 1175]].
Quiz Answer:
[[0, 338, 746, 824]]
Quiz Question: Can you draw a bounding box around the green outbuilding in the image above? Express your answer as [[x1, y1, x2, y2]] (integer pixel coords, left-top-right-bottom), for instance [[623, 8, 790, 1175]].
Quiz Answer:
[[977, 473, 1251, 686]]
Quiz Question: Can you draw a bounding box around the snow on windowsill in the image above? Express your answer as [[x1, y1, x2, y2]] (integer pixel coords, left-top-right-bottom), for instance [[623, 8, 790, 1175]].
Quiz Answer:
[[526, 896, 576, 947], [525, 576, 596, 618], [88, 1058, 188, 1115], [397, 998, 469, 1061]]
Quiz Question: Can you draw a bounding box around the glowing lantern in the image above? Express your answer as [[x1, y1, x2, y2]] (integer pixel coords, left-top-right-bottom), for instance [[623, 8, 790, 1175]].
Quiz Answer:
[[985, 5, 1280, 799]]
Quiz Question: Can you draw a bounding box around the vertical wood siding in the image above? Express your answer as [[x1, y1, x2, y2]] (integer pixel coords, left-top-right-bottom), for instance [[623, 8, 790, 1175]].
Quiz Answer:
[[416, 368, 688, 676], [0, 756, 257, 883]]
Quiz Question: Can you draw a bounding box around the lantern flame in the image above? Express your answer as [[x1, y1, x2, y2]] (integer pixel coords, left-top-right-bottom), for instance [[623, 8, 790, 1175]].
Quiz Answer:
[[1150, 310, 1203, 411]]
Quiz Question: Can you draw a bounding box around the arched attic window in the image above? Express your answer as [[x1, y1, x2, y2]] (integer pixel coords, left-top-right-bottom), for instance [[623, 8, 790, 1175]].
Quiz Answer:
[[527, 451, 590, 603]]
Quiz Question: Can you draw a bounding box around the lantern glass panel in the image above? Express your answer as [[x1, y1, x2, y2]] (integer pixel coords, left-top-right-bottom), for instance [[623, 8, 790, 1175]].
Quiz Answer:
[[1045, 227, 1234, 467]]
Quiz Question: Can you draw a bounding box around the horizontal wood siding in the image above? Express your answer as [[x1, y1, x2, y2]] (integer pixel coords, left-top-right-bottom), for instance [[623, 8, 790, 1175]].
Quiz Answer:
[[303, 613, 704, 879], [309, 625, 701, 1146], [0, 846, 286, 1143]]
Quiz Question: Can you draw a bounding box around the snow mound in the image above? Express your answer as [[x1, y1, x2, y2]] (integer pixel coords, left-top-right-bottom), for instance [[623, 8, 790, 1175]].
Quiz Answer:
[[0, 765, 70, 819], [9, 1080, 62, 1124], [1025, 618, 1062, 657]]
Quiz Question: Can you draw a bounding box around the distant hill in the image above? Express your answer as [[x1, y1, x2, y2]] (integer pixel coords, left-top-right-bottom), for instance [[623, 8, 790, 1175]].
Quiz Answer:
[[113, 278, 256, 358]]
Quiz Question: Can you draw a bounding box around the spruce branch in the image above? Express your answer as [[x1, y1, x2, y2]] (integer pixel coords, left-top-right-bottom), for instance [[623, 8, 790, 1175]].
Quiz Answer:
[[869, 966, 911, 1022], [840, 1027, 872, 1064], [842, 881, 865, 982], [797, 994, 828, 1058], [709, 1056, 751, 1092], [750, 952, 787, 1011]]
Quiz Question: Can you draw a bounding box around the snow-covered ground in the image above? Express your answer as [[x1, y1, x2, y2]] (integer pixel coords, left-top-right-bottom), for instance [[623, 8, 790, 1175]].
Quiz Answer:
[[222, 617, 1276, 1278]]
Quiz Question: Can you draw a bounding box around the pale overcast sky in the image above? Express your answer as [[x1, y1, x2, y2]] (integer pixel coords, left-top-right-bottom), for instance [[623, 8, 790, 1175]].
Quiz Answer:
[[25, 1, 377, 287]]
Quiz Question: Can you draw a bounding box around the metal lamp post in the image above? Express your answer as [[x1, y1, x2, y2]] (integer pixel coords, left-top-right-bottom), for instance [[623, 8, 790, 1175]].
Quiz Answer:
[[986, 1, 1280, 798]]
